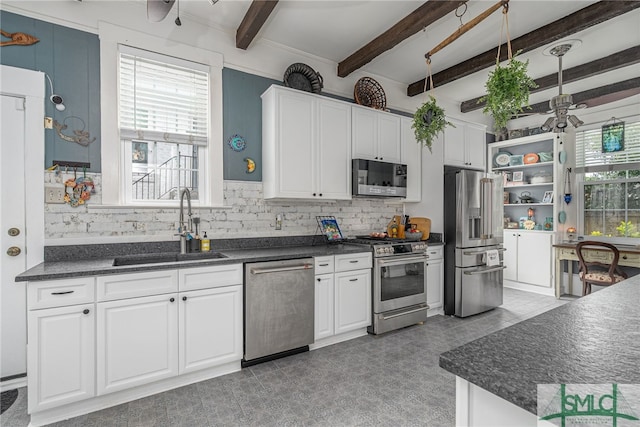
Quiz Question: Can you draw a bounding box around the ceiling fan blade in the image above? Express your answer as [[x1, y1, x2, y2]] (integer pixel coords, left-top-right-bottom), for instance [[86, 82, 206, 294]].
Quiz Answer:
[[147, 0, 176, 22]]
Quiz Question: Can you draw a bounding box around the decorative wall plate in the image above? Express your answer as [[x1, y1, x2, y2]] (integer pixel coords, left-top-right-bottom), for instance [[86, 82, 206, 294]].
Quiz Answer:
[[227, 134, 246, 152], [523, 153, 539, 164], [283, 63, 323, 94], [244, 157, 256, 174], [559, 150, 567, 164], [494, 151, 512, 167]]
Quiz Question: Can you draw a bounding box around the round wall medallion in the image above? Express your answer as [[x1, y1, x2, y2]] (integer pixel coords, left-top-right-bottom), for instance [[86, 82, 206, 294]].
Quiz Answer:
[[227, 134, 246, 152]]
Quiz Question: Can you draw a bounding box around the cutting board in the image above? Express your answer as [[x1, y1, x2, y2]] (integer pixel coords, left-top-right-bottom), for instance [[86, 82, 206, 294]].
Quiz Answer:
[[386, 215, 403, 238], [409, 217, 430, 240]]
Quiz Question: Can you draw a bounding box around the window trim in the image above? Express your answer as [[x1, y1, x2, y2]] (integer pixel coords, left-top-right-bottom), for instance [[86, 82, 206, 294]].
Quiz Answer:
[[99, 22, 223, 207]]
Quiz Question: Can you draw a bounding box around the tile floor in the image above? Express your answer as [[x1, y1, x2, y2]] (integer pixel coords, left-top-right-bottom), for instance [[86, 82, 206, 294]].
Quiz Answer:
[[1, 288, 568, 427]]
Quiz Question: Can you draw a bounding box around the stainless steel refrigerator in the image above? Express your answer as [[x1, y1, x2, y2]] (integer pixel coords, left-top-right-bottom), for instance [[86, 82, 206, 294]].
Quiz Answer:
[[444, 168, 505, 317]]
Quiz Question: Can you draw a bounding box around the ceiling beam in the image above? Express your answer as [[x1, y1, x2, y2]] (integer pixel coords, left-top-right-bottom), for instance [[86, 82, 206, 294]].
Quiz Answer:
[[522, 77, 640, 115], [236, 0, 279, 50], [337, 0, 466, 78], [407, 1, 640, 97], [461, 45, 640, 113]]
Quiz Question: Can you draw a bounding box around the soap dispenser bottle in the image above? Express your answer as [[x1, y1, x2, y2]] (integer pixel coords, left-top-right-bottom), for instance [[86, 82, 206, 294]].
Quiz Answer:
[[200, 232, 210, 252]]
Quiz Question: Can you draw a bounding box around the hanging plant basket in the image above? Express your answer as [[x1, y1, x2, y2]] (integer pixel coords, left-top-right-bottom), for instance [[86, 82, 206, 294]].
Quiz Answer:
[[412, 95, 453, 152]]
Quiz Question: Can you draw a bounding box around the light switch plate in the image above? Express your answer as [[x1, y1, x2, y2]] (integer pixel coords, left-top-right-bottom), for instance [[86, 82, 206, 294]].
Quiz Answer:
[[45, 184, 65, 204]]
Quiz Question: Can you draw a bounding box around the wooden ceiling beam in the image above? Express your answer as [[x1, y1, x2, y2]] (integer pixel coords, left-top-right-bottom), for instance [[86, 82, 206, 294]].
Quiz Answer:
[[522, 77, 640, 115], [337, 0, 466, 78], [236, 0, 279, 50], [461, 45, 640, 113], [407, 1, 640, 97]]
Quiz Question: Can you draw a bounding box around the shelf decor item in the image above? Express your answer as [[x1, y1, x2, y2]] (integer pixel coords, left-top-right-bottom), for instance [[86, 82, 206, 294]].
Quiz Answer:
[[601, 119, 624, 153], [283, 63, 323, 94], [512, 171, 524, 182], [479, 3, 537, 131], [354, 77, 386, 110], [542, 190, 554, 204], [509, 154, 524, 166], [316, 215, 344, 242]]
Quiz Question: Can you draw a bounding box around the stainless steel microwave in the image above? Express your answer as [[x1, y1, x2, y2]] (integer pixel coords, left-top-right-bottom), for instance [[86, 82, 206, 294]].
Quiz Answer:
[[352, 159, 407, 198]]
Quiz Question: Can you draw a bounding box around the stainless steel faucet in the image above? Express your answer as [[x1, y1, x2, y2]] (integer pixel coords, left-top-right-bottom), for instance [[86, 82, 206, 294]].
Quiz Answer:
[[178, 188, 192, 254]]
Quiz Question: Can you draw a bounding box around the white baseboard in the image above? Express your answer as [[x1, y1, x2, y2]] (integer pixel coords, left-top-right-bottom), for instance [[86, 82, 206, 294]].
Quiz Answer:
[[0, 376, 27, 392], [503, 280, 555, 296], [309, 328, 368, 350]]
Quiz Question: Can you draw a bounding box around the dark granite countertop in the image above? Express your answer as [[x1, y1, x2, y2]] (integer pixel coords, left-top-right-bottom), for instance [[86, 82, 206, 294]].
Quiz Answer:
[[16, 242, 369, 282], [439, 274, 640, 415]]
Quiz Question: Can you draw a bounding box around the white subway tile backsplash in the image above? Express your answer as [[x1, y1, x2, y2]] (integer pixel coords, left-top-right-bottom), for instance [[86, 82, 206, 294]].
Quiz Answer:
[[44, 177, 401, 241]]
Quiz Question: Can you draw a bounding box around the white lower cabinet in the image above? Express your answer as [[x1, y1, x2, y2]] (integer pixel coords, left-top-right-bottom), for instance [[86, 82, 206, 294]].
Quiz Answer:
[[503, 231, 553, 287], [27, 304, 95, 413], [179, 285, 242, 374], [334, 269, 371, 334], [313, 253, 372, 343], [426, 246, 444, 311], [314, 273, 334, 340], [27, 264, 243, 423], [97, 293, 179, 395]]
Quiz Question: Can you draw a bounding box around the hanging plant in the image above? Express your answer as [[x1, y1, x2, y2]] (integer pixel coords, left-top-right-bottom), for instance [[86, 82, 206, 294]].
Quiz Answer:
[[412, 95, 452, 152], [480, 54, 537, 131]]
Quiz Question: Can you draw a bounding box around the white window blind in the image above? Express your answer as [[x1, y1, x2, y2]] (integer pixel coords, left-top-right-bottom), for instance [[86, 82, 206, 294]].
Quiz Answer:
[[575, 121, 640, 173], [119, 45, 209, 146]]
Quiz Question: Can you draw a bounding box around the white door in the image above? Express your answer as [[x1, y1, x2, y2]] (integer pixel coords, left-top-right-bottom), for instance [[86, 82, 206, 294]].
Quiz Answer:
[[351, 107, 377, 160], [317, 98, 351, 200], [276, 90, 315, 197], [27, 304, 95, 412], [179, 286, 242, 374], [1, 94, 27, 380], [377, 114, 401, 163], [314, 274, 334, 340], [334, 269, 371, 334], [97, 294, 178, 395], [0, 66, 45, 385], [503, 231, 519, 282], [426, 258, 444, 309], [518, 233, 553, 287], [466, 123, 487, 170]]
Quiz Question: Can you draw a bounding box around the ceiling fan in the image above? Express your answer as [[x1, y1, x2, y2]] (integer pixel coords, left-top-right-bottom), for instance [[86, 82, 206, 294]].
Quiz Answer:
[[147, 0, 219, 24], [540, 43, 585, 133]]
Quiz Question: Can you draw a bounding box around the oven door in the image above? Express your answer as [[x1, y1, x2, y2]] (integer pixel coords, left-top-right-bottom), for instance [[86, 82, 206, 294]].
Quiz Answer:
[[373, 254, 427, 313]]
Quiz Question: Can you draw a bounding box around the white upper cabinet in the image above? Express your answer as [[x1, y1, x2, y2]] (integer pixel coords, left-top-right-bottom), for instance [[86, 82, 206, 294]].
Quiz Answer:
[[352, 105, 401, 163], [401, 117, 422, 202], [262, 86, 351, 200], [444, 117, 486, 170]]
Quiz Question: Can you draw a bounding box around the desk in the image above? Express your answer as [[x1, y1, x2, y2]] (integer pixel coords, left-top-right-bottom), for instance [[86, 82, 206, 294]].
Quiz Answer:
[[553, 242, 640, 298]]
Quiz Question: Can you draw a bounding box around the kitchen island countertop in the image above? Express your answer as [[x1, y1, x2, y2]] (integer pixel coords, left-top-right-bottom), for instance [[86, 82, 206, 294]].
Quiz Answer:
[[16, 243, 367, 282], [439, 274, 640, 415]]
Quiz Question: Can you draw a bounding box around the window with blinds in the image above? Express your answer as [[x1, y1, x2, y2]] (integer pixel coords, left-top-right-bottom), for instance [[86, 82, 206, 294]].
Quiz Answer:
[[577, 120, 640, 240], [118, 45, 210, 202], [576, 121, 640, 173]]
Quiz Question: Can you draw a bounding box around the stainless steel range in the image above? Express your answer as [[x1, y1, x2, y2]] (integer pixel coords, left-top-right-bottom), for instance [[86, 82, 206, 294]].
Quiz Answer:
[[347, 237, 429, 335]]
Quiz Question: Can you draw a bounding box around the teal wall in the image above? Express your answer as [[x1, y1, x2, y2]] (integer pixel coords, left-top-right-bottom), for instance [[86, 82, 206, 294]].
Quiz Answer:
[[0, 10, 101, 171]]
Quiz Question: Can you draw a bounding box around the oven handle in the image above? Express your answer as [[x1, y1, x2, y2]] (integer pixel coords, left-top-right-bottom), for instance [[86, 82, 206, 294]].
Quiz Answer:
[[462, 248, 506, 256], [463, 266, 507, 275], [381, 305, 429, 320], [377, 255, 427, 266]]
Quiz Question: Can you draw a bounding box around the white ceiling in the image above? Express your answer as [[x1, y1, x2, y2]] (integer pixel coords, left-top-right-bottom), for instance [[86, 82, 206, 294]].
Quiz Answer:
[[175, 0, 639, 122]]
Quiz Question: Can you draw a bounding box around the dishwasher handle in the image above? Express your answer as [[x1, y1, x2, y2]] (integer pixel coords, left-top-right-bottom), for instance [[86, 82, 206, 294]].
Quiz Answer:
[[250, 263, 313, 275]]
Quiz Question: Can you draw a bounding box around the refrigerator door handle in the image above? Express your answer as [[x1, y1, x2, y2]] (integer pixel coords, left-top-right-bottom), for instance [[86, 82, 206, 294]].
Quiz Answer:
[[480, 177, 493, 239], [464, 266, 507, 275], [462, 248, 506, 256]]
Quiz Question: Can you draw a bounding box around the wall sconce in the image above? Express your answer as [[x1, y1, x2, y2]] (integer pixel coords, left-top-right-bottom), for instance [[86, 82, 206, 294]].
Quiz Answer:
[[45, 74, 65, 111]]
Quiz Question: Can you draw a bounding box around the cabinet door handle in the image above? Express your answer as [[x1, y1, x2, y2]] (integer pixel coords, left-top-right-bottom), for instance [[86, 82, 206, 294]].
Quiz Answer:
[[182, 296, 187, 301], [170, 298, 175, 302], [83, 309, 90, 315], [349, 260, 358, 263], [319, 193, 322, 197], [317, 278, 321, 281], [312, 193, 317, 197], [349, 278, 358, 282], [52, 290, 74, 295], [622, 255, 628, 260], [319, 263, 329, 267]]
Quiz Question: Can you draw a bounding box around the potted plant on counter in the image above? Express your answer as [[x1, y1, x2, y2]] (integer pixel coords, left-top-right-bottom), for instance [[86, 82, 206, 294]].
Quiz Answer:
[[412, 95, 453, 153]]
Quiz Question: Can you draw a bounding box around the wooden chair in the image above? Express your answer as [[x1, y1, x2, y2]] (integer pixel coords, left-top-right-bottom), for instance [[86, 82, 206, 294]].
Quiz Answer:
[[576, 241, 628, 296]]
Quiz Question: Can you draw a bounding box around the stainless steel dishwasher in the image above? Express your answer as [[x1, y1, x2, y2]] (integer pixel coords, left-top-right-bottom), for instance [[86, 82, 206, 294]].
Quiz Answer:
[[243, 258, 314, 366]]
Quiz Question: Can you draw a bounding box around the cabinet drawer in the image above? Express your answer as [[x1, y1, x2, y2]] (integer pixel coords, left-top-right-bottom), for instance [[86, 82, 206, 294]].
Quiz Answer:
[[558, 248, 578, 260], [426, 246, 444, 260], [97, 270, 178, 302], [620, 252, 640, 265], [28, 277, 95, 310], [314, 256, 335, 275], [335, 253, 372, 272], [179, 264, 243, 292]]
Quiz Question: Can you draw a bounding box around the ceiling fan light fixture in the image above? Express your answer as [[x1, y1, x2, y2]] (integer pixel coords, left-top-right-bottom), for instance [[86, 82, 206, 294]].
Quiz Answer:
[[541, 117, 556, 132], [568, 115, 584, 128]]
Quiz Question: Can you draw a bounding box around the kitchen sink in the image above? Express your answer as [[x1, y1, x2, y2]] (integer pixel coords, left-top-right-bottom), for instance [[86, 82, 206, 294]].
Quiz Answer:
[[112, 251, 227, 266]]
